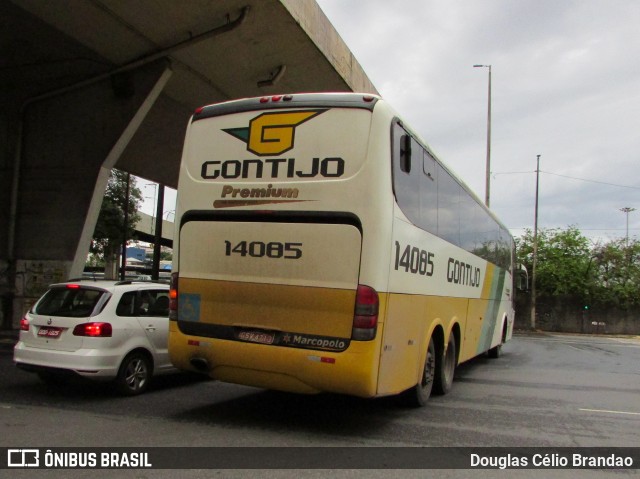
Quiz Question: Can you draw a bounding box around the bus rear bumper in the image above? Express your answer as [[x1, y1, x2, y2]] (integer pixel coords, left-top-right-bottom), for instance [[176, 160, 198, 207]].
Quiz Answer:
[[168, 323, 382, 397]]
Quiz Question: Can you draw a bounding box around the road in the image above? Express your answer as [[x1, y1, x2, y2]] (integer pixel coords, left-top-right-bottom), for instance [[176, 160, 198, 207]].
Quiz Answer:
[[0, 331, 639, 478]]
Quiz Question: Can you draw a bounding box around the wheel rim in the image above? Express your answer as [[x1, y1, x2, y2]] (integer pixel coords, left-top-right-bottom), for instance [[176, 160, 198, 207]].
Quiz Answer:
[[124, 358, 148, 392], [443, 341, 455, 386], [421, 341, 435, 391]]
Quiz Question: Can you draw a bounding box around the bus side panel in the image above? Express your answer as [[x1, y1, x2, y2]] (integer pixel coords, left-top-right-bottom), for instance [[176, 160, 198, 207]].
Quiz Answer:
[[461, 264, 514, 362], [377, 293, 468, 396], [460, 263, 494, 363]]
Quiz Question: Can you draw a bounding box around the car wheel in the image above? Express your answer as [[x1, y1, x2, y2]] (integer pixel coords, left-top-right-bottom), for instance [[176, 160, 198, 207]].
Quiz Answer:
[[116, 352, 151, 396], [400, 336, 436, 407], [433, 334, 456, 395]]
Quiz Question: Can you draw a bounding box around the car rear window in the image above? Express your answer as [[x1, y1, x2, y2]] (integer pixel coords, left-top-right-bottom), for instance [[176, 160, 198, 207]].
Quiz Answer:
[[33, 286, 106, 317]]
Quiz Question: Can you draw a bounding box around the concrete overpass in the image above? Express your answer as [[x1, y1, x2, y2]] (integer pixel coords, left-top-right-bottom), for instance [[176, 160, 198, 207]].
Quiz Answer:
[[134, 211, 173, 247], [0, 0, 377, 328]]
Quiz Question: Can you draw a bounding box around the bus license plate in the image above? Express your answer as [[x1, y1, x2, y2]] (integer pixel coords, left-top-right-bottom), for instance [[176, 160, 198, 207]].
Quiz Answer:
[[38, 327, 62, 338], [237, 330, 275, 345]]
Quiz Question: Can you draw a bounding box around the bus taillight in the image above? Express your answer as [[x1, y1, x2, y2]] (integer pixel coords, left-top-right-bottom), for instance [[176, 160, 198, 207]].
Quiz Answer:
[[169, 272, 179, 320], [352, 284, 379, 341]]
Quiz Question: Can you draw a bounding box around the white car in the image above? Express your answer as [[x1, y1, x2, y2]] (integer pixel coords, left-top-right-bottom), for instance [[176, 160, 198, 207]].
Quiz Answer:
[[14, 280, 173, 395]]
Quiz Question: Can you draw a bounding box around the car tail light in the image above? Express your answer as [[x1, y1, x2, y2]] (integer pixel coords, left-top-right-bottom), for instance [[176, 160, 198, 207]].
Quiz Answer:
[[352, 285, 379, 341], [169, 272, 178, 320], [73, 322, 112, 337], [20, 316, 29, 331]]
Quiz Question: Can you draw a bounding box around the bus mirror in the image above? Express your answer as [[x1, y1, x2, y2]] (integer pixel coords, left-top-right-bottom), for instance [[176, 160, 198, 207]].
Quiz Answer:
[[516, 264, 529, 291], [400, 134, 412, 173]]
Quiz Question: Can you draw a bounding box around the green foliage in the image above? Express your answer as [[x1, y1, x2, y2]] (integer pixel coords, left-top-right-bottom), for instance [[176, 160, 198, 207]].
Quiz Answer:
[[90, 170, 142, 261], [516, 226, 640, 309], [590, 238, 640, 308]]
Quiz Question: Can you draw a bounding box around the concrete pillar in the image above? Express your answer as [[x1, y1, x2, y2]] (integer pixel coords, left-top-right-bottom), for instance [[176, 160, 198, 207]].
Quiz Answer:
[[7, 60, 172, 327]]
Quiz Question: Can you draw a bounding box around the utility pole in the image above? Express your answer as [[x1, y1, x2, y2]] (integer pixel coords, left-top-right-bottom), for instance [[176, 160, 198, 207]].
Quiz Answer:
[[152, 185, 165, 280], [530, 155, 540, 330]]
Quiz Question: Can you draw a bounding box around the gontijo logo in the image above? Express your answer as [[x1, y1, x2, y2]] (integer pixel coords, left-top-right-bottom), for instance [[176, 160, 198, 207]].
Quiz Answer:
[[223, 109, 326, 156]]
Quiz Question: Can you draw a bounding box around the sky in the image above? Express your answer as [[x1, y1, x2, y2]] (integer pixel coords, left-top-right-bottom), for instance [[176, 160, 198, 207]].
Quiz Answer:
[[316, 0, 640, 243], [142, 0, 640, 244]]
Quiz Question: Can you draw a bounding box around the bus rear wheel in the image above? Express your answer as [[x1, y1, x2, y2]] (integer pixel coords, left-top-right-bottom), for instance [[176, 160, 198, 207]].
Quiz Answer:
[[401, 336, 436, 407], [433, 334, 456, 395]]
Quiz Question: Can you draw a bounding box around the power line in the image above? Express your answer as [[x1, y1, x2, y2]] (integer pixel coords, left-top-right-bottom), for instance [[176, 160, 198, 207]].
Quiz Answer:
[[492, 171, 533, 176], [540, 170, 640, 190], [492, 170, 640, 190]]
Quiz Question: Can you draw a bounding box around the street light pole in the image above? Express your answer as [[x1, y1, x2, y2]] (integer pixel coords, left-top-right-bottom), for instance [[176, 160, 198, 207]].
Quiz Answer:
[[474, 64, 492, 207], [120, 173, 131, 281], [144, 183, 158, 235], [531, 154, 541, 330], [620, 207, 636, 247]]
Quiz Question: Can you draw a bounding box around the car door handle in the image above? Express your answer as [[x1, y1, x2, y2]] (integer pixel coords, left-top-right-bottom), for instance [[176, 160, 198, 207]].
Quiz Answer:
[[145, 326, 156, 332]]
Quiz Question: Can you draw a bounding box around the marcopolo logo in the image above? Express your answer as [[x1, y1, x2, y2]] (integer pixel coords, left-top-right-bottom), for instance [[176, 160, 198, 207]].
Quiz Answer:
[[223, 109, 326, 156]]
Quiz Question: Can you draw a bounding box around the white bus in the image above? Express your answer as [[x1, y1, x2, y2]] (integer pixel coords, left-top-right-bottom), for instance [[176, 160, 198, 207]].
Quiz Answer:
[[169, 93, 516, 406]]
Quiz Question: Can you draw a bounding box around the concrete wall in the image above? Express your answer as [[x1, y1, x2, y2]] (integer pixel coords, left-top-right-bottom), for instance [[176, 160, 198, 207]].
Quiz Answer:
[[516, 295, 640, 335]]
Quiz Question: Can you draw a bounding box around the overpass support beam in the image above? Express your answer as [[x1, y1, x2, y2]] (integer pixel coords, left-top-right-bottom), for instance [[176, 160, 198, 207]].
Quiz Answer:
[[6, 60, 172, 328], [71, 65, 173, 280]]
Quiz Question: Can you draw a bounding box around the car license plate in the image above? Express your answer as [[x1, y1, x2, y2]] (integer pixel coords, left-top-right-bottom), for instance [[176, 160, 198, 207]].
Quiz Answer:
[[38, 327, 62, 338], [237, 330, 275, 345]]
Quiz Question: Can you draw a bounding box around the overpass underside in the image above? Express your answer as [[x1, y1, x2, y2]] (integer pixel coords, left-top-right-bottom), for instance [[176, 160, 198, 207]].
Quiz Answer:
[[0, 0, 377, 328]]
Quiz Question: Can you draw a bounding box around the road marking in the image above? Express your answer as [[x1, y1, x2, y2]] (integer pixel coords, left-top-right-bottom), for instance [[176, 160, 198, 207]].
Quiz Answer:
[[579, 408, 640, 416], [516, 336, 640, 348]]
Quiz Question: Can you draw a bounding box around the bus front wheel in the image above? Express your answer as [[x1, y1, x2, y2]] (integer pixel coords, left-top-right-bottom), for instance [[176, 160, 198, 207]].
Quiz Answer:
[[488, 322, 506, 359]]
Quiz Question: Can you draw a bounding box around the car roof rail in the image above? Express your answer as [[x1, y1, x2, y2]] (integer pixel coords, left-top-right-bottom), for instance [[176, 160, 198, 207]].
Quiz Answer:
[[113, 279, 170, 286], [67, 277, 109, 282]]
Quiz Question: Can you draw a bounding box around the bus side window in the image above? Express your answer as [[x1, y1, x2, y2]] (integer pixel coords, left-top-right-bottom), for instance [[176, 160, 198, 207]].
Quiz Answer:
[[400, 134, 412, 173], [421, 149, 438, 234]]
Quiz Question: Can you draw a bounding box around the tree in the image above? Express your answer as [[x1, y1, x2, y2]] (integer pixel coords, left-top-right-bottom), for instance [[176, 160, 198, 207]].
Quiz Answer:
[[516, 226, 593, 300], [516, 226, 640, 310], [590, 238, 640, 308], [90, 170, 142, 277]]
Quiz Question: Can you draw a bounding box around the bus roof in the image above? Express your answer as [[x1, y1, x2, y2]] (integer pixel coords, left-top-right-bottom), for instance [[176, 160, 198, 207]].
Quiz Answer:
[[192, 93, 381, 122]]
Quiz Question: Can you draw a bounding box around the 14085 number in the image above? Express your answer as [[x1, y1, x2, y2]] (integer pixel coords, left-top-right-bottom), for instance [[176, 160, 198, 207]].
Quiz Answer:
[[394, 241, 434, 276], [224, 241, 302, 259]]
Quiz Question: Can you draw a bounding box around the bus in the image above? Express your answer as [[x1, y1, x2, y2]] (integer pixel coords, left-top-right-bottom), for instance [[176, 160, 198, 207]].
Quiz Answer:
[[168, 92, 517, 406]]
